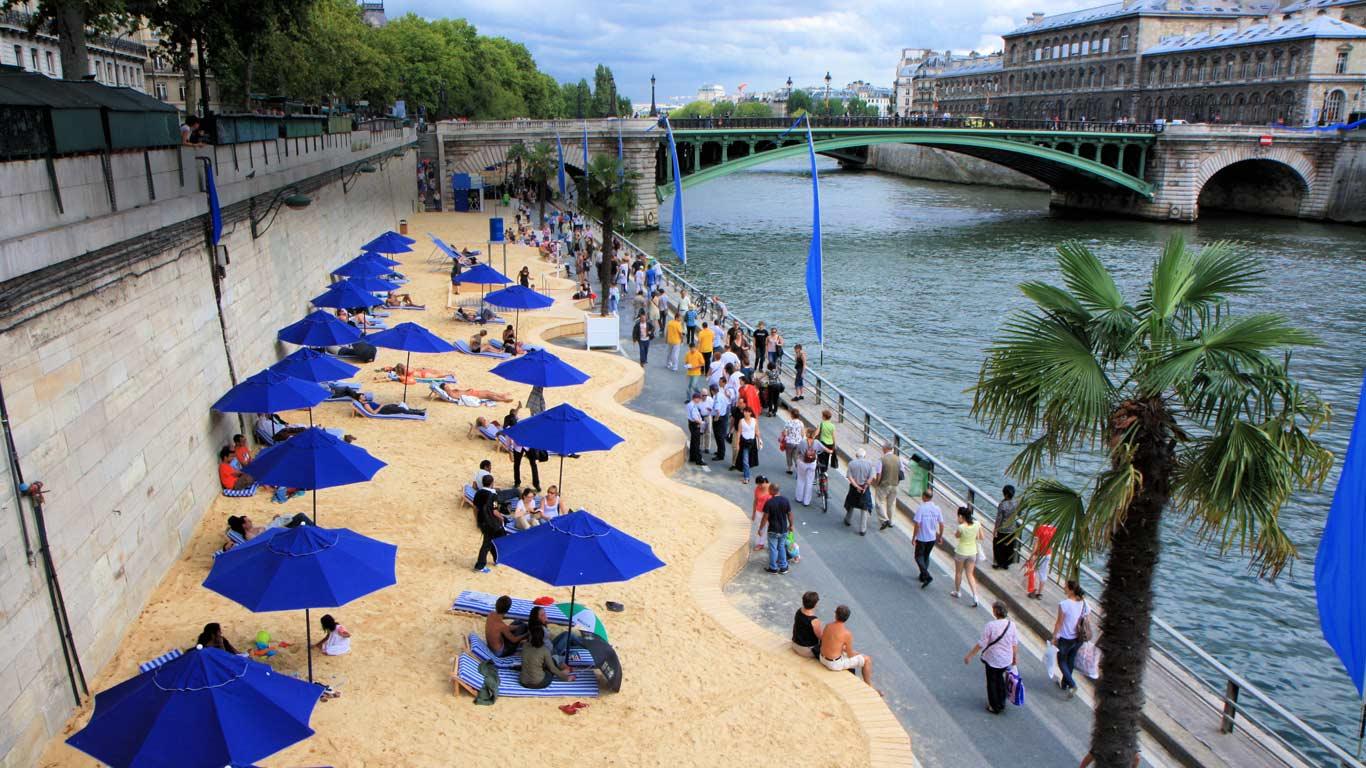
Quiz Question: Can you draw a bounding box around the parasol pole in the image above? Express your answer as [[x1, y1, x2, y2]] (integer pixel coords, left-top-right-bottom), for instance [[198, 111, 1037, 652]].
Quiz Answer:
[[1356, 699, 1365, 758], [558, 454, 565, 494], [305, 608, 314, 683], [565, 585, 577, 661], [402, 351, 411, 403]]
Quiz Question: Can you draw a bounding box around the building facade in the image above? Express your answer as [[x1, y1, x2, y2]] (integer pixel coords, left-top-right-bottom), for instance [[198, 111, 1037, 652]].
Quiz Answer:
[[134, 26, 221, 116], [1, 4, 148, 92]]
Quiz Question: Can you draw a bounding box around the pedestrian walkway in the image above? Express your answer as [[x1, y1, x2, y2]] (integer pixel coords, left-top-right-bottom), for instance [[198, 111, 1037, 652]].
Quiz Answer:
[[598, 310, 1149, 768]]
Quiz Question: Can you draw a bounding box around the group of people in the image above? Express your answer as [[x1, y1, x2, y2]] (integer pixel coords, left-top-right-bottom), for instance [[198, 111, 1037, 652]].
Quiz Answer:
[[789, 592, 877, 689], [484, 595, 576, 689]]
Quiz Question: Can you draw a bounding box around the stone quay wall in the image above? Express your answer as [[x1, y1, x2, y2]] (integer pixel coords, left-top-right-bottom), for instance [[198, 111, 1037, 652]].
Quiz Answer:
[[865, 143, 1050, 191], [0, 131, 416, 767]]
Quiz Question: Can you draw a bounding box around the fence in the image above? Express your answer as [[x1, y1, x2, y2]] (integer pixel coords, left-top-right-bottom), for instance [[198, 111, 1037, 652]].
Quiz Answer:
[[548, 203, 1361, 768]]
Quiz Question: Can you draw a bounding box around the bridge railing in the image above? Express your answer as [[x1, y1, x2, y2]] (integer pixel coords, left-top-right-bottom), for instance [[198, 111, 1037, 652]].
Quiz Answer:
[[666, 115, 1160, 134], [551, 202, 1360, 768]]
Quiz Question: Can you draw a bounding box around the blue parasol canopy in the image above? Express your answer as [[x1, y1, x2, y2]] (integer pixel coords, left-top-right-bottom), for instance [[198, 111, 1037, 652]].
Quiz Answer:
[[337, 275, 400, 293], [494, 510, 664, 587], [1317, 371, 1366, 697], [361, 231, 414, 254], [331, 259, 394, 279], [311, 281, 382, 310], [278, 310, 362, 348], [269, 348, 359, 383], [490, 348, 589, 388], [212, 370, 327, 414], [483, 285, 553, 311], [366, 321, 456, 355], [247, 427, 385, 493], [452, 263, 511, 286], [65, 647, 320, 768], [500, 402, 623, 457]]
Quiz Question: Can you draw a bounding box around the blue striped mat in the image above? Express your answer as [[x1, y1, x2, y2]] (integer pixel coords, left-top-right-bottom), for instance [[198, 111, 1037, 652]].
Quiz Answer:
[[466, 633, 593, 668], [455, 653, 598, 698], [138, 648, 182, 673], [450, 590, 569, 625]]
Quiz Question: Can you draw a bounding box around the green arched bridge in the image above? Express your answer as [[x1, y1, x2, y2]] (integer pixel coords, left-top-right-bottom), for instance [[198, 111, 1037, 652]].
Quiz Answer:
[[436, 118, 1345, 228]]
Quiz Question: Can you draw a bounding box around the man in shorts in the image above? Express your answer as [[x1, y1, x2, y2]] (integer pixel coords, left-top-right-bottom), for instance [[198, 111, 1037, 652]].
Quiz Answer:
[[819, 605, 876, 689]]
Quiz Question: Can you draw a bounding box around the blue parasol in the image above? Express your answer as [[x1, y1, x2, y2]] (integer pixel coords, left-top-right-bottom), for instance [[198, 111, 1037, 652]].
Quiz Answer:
[[361, 231, 415, 254], [212, 370, 327, 416], [269, 348, 359, 384], [365, 321, 457, 401], [245, 427, 385, 523], [278, 310, 362, 348], [499, 402, 623, 493]]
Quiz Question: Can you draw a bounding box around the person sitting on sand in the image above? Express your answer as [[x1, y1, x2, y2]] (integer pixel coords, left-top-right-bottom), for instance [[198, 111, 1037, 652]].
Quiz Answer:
[[470, 329, 489, 353], [316, 613, 351, 656], [231, 434, 252, 467], [819, 605, 876, 689], [513, 487, 539, 530], [195, 622, 240, 654], [501, 324, 525, 355], [440, 383, 515, 403], [539, 485, 565, 521], [485, 595, 526, 658], [383, 293, 423, 308], [218, 447, 255, 490], [521, 624, 574, 689], [353, 398, 426, 417]]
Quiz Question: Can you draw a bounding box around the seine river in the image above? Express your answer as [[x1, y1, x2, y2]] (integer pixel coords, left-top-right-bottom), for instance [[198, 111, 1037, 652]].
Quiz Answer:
[[634, 156, 1366, 755]]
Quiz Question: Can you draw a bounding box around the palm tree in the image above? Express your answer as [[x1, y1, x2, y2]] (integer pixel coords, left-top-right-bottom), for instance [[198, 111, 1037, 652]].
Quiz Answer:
[[505, 142, 528, 192], [576, 154, 640, 316], [523, 141, 556, 225], [971, 236, 1332, 768]]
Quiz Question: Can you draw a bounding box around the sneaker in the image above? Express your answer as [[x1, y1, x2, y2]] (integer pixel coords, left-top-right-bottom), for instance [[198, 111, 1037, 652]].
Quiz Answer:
[[475, 566, 491, 574], [879, 521, 892, 530], [859, 531, 866, 536], [778, 568, 790, 574], [764, 567, 779, 574]]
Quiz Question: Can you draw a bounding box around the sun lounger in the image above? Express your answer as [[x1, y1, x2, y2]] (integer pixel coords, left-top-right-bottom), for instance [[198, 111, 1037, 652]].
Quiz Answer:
[[486, 339, 542, 353], [384, 371, 456, 384], [369, 310, 391, 318], [449, 590, 570, 625], [453, 313, 506, 325], [471, 424, 513, 452], [139, 649, 184, 673], [465, 633, 593, 669], [348, 399, 426, 421], [221, 483, 259, 498], [385, 304, 426, 310], [428, 383, 495, 406], [325, 391, 376, 404], [452, 339, 511, 359], [452, 652, 598, 698]]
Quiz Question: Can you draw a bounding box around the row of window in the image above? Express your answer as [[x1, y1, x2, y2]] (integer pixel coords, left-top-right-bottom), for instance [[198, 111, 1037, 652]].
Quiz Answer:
[[1011, 65, 1125, 92], [9, 43, 144, 88], [1003, 87, 1346, 123], [1012, 26, 1132, 64], [1144, 48, 1317, 86]]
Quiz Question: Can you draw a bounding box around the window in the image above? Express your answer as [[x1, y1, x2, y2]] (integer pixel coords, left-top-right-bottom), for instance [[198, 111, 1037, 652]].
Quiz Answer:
[[1098, 67, 1106, 87], [1241, 57, 1250, 79], [154, 81, 167, 100], [1071, 39, 1079, 56], [1102, 34, 1111, 53], [30, 48, 39, 71], [1288, 51, 1299, 74], [1324, 89, 1346, 122], [1199, 59, 1207, 80], [1117, 63, 1126, 84], [178, 84, 186, 100], [1119, 28, 1129, 51], [1062, 42, 1071, 58], [12, 45, 22, 69], [94, 61, 102, 80], [1255, 58, 1265, 79], [1225, 57, 1235, 79], [1271, 56, 1281, 77], [45, 51, 54, 73], [1010, 45, 1018, 64], [1337, 51, 1349, 74], [1082, 38, 1091, 55]]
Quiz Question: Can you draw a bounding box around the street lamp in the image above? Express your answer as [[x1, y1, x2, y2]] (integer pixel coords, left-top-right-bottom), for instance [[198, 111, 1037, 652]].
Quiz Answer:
[[650, 74, 657, 117], [824, 71, 832, 116]]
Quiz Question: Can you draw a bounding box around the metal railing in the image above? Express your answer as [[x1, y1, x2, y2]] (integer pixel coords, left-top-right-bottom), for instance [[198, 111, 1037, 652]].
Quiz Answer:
[[548, 203, 1361, 768], [666, 115, 1161, 134]]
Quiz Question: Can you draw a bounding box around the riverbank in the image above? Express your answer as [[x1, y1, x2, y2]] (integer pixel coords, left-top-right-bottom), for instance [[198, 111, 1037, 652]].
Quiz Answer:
[[37, 211, 907, 767], [865, 143, 1047, 191]]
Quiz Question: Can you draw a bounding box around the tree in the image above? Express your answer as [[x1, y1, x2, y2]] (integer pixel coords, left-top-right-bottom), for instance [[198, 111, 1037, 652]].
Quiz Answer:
[[711, 99, 735, 118], [971, 237, 1332, 768], [845, 96, 880, 117], [818, 97, 844, 116], [523, 141, 556, 224], [591, 63, 617, 117], [785, 89, 812, 116], [617, 95, 632, 116], [576, 154, 639, 316], [734, 101, 773, 118], [674, 100, 712, 118], [505, 141, 528, 189], [5, 0, 130, 81]]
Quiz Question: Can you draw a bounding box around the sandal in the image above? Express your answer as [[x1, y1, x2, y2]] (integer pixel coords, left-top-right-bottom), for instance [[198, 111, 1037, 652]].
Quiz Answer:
[[559, 704, 578, 715], [572, 701, 590, 710]]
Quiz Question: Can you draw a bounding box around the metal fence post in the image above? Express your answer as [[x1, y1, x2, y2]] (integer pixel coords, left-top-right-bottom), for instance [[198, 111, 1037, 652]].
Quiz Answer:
[[1221, 680, 1241, 734], [815, 377, 823, 406], [837, 394, 845, 423], [863, 412, 871, 444]]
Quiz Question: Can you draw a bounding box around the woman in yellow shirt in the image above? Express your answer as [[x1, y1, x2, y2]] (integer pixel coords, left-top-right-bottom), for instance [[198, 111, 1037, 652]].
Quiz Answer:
[[951, 506, 984, 607], [684, 344, 705, 399]]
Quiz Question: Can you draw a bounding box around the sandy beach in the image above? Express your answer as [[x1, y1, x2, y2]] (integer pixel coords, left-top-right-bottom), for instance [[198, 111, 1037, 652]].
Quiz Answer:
[[38, 210, 889, 768]]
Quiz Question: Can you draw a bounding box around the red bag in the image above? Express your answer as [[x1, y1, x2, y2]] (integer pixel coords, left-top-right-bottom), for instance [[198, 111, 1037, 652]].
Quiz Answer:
[[1025, 564, 1038, 594]]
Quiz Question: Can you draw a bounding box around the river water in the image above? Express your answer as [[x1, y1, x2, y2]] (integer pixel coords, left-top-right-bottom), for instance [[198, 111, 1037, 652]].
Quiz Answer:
[[633, 156, 1366, 757]]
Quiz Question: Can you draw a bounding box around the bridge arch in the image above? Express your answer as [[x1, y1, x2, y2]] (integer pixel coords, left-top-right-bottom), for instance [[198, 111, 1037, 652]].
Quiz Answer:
[[1194, 146, 1315, 218], [673, 133, 1154, 199]]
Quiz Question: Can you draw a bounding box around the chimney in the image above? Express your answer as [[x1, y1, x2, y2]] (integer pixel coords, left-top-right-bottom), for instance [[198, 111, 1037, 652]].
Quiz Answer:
[[1027, 11, 1045, 23], [1164, 0, 1181, 11], [1267, 12, 1283, 27]]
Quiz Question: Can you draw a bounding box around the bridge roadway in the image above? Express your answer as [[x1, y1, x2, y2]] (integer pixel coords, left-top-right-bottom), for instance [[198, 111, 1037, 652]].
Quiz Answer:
[[595, 308, 1170, 768]]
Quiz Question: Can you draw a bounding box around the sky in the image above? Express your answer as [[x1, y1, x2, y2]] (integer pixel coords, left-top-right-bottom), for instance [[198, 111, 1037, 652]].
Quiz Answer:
[[383, 0, 1093, 104]]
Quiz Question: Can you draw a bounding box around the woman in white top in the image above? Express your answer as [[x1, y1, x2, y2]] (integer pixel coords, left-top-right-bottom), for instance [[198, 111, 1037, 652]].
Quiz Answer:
[[963, 601, 1018, 714], [513, 487, 539, 530], [737, 407, 761, 484], [793, 427, 828, 506], [539, 485, 563, 521], [316, 614, 351, 656], [1052, 580, 1090, 696]]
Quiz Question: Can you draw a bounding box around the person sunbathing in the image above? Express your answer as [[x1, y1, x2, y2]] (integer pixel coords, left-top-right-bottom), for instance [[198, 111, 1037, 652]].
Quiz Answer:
[[468, 416, 503, 439], [501, 325, 525, 356], [470, 329, 489, 353], [455, 306, 498, 324], [354, 398, 426, 417], [376, 363, 453, 385], [384, 293, 423, 308], [441, 384, 515, 403]]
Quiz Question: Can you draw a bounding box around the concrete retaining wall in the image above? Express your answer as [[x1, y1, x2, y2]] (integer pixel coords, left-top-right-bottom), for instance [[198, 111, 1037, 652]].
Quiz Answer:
[[865, 143, 1049, 191], [0, 146, 415, 768], [1325, 134, 1366, 223]]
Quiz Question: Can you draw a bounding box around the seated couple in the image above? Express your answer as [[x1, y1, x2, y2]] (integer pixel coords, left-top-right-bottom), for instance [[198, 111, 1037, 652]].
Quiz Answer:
[[456, 306, 499, 324], [382, 293, 423, 308], [223, 512, 311, 550], [791, 592, 876, 689], [484, 596, 575, 689], [375, 363, 454, 385], [254, 414, 355, 446], [218, 446, 256, 491], [510, 485, 567, 530]]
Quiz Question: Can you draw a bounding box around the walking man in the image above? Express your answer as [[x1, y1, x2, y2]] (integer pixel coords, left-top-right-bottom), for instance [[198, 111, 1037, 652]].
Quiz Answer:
[[665, 312, 684, 371], [710, 383, 731, 463], [697, 322, 715, 371], [762, 484, 792, 574], [843, 448, 877, 535], [473, 475, 506, 573], [910, 489, 943, 587], [875, 444, 901, 531], [686, 392, 706, 466]]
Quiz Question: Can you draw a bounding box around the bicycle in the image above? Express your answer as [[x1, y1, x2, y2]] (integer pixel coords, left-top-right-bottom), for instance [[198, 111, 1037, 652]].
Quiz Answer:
[[817, 463, 829, 514]]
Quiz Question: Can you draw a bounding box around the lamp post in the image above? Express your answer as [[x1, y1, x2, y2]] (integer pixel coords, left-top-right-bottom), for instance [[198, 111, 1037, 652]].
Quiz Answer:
[[650, 74, 657, 117], [824, 71, 832, 117]]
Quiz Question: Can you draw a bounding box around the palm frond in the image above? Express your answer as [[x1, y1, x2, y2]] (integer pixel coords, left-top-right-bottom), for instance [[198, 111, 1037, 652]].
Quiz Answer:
[[1085, 458, 1143, 547], [1019, 479, 1090, 579], [1020, 281, 1090, 324], [1145, 234, 1198, 332], [1056, 241, 1125, 314], [1148, 314, 1319, 397], [1182, 240, 1264, 310]]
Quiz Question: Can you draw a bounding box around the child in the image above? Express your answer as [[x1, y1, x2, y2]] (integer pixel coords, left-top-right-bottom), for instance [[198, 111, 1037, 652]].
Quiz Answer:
[[231, 434, 251, 468], [316, 614, 351, 656]]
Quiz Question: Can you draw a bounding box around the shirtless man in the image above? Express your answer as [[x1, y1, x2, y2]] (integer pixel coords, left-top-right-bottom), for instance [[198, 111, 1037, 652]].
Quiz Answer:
[[439, 383, 515, 403], [470, 329, 489, 352], [485, 595, 526, 658], [384, 293, 423, 308], [819, 605, 876, 689]]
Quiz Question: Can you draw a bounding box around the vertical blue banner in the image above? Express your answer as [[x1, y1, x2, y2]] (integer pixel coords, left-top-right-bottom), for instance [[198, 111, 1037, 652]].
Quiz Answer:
[[1317, 370, 1366, 697], [582, 122, 590, 188], [555, 131, 566, 199], [663, 116, 687, 264], [205, 159, 222, 245], [803, 116, 823, 345], [616, 119, 625, 181]]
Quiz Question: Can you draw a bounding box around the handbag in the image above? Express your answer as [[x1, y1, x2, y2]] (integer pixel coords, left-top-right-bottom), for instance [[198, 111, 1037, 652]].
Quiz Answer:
[[1008, 667, 1026, 706], [1076, 606, 1092, 643]]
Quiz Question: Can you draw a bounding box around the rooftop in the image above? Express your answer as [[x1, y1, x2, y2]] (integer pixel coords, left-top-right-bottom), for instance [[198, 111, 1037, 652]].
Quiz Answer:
[[933, 60, 1005, 77], [1145, 14, 1366, 52], [1007, 0, 1276, 35], [1279, 0, 1360, 10]]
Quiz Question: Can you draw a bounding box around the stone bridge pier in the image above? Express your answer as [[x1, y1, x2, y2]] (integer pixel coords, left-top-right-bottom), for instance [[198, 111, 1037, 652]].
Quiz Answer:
[[435, 119, 660, 230], [1050, 125, 1359, 223]]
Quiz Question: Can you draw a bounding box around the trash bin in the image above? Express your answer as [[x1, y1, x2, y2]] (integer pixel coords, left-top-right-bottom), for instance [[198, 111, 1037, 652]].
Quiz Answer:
[[906, 453, 934, 498], [399, 219, 408, 235]]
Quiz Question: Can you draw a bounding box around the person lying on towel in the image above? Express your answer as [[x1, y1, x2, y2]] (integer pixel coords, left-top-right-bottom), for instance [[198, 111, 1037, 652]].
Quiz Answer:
[[383, 293, 423, 308], [440, 384, 515, 403], [353, 398, 426, 417], [375, 363, 454, 384], [456, 306, 498, 324], [334, 340, 377, 363]]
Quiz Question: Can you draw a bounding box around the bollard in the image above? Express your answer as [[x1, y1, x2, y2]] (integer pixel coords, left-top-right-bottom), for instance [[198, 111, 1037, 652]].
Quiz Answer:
[[399, 219, 408, 235]]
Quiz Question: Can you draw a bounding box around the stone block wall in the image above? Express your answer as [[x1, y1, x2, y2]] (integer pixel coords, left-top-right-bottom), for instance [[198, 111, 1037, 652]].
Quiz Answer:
[[0, 150, 415, 768], [866, 143, 1049, 191]]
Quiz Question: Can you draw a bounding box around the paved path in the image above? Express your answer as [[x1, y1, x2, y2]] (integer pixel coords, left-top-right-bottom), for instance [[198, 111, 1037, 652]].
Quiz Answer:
[[581, 312, 1124, 768]]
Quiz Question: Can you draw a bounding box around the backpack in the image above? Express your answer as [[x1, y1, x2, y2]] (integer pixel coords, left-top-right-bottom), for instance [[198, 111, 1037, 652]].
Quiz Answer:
[[802, 441, 818, 463]]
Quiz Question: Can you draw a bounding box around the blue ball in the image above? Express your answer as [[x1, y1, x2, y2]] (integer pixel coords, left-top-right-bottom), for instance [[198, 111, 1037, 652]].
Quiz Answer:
[[17, 483, 29, 493]]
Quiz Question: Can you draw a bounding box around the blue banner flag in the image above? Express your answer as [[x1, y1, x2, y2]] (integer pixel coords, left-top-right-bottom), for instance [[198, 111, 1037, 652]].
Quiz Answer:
[[1317, 370, 1366, 697], [802, 115, 823, 345], [662, 116, 687, 264], [205, 159, 222, 245], [583, 122, 590, 182], [555, 131, 566, 199], [616, 119, 624, 180]]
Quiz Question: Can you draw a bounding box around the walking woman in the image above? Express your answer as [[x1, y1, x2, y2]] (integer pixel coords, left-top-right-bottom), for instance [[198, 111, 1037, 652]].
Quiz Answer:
[[750, 476, 772, 551], [992, 484, 1019, 569], [950, 506, 984, 607], [631, 310, 655, 367], [1052, 580, 1090, 698], [794, 428, 825, 506], [817, 408, 838, 472], [792, 344, 806, 401], [737, 406, 762, 484], [964, 601, 1018, 714]]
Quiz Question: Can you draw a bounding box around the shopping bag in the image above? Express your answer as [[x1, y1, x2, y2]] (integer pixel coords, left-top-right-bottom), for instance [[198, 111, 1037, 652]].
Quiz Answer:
[[1007, 666, 1025, 706], [1044, 641, 1061, 683], [1078, 640, 1101, 679], [1025, 562, 1038, 594]]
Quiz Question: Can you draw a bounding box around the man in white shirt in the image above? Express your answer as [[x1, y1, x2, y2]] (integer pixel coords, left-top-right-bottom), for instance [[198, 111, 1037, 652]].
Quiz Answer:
[[709, 383, 731, 463], [685, 392, 706, 465], [699, 388, 716, 454], [910, 490, 943, 588]]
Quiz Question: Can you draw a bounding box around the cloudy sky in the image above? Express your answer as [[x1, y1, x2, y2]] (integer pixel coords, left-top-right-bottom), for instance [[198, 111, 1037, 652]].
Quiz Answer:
[[384, 0, 1088, 103]]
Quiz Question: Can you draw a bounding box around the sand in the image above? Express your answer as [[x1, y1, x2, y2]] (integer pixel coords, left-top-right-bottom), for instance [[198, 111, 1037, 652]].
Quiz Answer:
[[38, 210, 879, 768]]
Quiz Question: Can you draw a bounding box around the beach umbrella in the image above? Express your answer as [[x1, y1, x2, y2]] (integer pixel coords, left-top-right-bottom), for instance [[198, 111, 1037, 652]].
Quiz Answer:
[[483, 285, 553, 338], [278, 310, 361, 348], [361, 231, 414, 254], [365, 321, 457, 402], [499, 402, 623, 493], [270, 348, 359, 384], [212, 369, 327, 416], [311, 281, 381, 312], [65, 646, 320, 768], [204, 525, 397, 682], [554, 602, 608, 641], [452, 262, 512, 303], [245, 427, 385, 524], [494, 510, 663, 669], [331, 257, 393, 279], [338, 275, 401, 294], [350, 252, 401, 268], [491, 348, 588, 409]]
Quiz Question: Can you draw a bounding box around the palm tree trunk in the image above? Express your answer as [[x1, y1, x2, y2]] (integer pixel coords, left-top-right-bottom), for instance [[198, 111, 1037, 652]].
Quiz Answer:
[[598, 208, 615, 316], [1089, 399, 1172, 768], [538, 183, 546, 225]]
